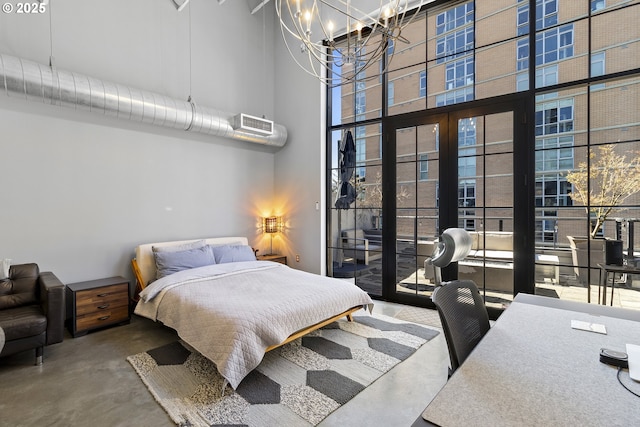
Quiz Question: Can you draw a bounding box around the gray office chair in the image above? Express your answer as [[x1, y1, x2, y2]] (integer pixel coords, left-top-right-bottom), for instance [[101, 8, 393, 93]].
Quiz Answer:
[[432, 280, 490, 375], [428, 228, 490, 375]]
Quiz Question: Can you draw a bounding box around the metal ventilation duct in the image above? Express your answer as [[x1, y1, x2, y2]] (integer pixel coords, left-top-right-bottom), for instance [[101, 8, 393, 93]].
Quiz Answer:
[[0, 53, 287, 147]]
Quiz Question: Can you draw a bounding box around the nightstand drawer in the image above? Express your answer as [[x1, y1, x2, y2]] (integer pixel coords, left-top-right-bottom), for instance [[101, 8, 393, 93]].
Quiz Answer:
[[76, 283, 129, 315], [75, 305, 129, 332], [66, 276, 131, 337]]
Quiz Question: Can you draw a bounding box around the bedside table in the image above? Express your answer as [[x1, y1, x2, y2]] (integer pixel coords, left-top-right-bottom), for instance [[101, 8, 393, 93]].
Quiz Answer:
[[257, 254, 287, 265], [66, 276, 130, 337]]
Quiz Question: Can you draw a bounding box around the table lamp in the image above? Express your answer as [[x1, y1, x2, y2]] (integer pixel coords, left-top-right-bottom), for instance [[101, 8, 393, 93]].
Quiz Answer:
[[263, 216, 280, 255]]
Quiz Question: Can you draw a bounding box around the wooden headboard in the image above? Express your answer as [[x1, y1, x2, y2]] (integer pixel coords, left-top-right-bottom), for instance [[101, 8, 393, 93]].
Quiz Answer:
[[131, 236, 248, 300]]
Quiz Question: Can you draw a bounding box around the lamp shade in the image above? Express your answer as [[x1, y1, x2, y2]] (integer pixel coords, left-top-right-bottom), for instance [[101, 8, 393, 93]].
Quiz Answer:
[[264, 216, 279, 234]]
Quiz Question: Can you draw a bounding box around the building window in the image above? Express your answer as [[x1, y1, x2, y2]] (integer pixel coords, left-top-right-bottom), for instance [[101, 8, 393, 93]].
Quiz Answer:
[[446, 58, 474, 90], [591, 0, 605, 12], [591, 52, 605, 77], [458, 118, 476, 148], [517, 64, 558, 92], [419, 154, 428, 180], [355, 90, 366, 118], [419, 71, 426, 97], [458, 182, 476, 206], [535, 215, 557, 243], [517, 72, 528, 92], [435, 2, 474, 63], [516, 4, 529, 36], [534, 95, 574, 243], [518, 25, 574, 71], [536, 176, 571, 207], [435, 2, 474, 106], [388, 81, 395, 106], [537, 25, 574, 65], [517, 38, 528, 71], [436, 26, 474, 63], [436, 2, 474, 35], [436, 87, 474, 106], [458, 154, 476, 179], [591, 52, 606, 90], [518, 0, 558, 32], [535, 99, 574, 136], [458, 181, 476, 230], [536, 136, 574, 172], [536, 0, 558, 30], [536, 64, 558, 88]]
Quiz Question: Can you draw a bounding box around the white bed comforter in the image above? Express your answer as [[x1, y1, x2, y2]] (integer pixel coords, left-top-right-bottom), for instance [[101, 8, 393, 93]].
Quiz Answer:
[[135, 261, 373, 389]]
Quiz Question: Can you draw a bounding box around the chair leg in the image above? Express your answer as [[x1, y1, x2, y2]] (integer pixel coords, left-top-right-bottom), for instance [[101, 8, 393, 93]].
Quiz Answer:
[[35, 346, 43, 365], [610, 276, 616, 307]]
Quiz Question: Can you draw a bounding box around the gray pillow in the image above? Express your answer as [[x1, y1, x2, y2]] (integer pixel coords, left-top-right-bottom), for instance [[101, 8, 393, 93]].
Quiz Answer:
[[211, 245, 256, 264], [152, 239, 206, 253], [154, 245, 215, 279]]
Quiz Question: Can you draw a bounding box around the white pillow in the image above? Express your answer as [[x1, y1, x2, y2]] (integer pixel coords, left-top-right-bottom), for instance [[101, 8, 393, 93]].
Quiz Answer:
[[1, 258, 11, 280]]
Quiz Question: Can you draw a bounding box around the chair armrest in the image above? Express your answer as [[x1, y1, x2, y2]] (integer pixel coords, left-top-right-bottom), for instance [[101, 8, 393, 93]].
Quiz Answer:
[[343, 237, 369, 250], [39, 272, 66, 345]]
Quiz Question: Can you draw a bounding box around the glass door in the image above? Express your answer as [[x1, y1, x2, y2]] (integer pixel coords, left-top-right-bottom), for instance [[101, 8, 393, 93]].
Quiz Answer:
[[454, 111, 515, 312], [384, 100, 532, 314], [390, 115, 446, 304]]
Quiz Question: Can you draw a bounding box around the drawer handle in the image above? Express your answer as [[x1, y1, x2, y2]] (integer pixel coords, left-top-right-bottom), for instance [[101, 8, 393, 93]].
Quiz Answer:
[[97, 304, 110, 309], [98, 315, 111, 321], [97, 293, 109, 297]]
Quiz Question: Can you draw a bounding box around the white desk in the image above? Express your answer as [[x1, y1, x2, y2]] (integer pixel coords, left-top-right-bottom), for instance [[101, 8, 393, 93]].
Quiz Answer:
[[416, 294, 640, 427]]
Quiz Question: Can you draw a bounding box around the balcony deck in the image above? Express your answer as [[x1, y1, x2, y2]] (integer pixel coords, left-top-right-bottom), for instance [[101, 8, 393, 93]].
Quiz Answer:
[[337, 250, 640, 312]]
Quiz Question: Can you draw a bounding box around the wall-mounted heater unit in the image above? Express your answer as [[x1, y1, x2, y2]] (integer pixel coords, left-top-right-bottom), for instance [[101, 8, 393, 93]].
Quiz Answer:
[[231, 113, 274, 136]]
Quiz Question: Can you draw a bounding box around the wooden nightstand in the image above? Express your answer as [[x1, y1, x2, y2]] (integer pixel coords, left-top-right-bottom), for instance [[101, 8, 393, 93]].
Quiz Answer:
[[66, 276, 130, 337], [257, 254, 287, 265]]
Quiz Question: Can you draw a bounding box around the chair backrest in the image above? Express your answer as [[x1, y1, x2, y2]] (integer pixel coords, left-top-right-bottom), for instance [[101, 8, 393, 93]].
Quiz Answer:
[[431, 280, 490, 374]]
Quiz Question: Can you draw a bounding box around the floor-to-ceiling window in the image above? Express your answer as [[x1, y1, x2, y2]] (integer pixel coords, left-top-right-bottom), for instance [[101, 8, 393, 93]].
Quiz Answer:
[[327, 0, 640, 312]]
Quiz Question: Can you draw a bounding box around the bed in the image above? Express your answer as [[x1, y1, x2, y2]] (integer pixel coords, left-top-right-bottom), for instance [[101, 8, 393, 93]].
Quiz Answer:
[[131, 236, 374, 389]]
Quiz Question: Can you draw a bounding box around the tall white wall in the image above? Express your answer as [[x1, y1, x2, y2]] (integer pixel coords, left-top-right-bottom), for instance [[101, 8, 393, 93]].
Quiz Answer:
[[0, 0, 285, 285], [272, 13, 325, 275]]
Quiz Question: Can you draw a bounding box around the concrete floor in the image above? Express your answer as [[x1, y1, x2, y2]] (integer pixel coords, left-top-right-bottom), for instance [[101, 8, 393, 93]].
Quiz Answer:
[[0, 301, 449, 427]]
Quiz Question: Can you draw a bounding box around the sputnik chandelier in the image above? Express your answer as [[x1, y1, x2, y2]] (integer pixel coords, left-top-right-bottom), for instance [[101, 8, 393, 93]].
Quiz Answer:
[[276, 1, 424, 85]]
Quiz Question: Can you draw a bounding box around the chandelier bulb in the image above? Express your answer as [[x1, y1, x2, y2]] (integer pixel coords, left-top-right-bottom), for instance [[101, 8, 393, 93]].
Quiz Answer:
[[304, 10, 312, 33], [276, 0, 424, 85]]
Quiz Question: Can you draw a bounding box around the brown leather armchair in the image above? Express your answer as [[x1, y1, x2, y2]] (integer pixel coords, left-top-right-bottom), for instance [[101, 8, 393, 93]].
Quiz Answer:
[[0, 263, 65, 364]]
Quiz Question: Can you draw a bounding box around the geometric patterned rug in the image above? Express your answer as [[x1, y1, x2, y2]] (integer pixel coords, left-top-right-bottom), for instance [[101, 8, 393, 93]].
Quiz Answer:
[[127, 313, 439, 427], [393, 306, 443, 329]]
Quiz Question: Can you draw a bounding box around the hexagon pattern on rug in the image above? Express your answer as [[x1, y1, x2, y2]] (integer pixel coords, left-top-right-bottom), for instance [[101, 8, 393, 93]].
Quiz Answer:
[[128, 313, 439, 427]]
